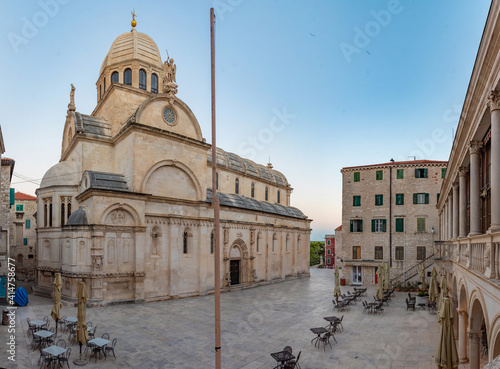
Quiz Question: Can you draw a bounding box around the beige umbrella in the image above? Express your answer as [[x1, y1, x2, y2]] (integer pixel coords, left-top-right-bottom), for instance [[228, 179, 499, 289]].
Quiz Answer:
[[429, 267, 439, 304], [376, 266, 384, 300], [419, 263, 426, 289], [74, 281, 89, 365], [383, 262, 391, 290], [435, 297, 459, 368], [333, 265, 341, 301], [438, 273, 449, 314], [50, 273, 62, 337]]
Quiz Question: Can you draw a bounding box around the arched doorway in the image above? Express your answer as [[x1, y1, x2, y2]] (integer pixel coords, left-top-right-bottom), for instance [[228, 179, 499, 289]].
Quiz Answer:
[[225, 239, 250, 286], [492, 329, 500, 362], [469, 298, 487, 369]]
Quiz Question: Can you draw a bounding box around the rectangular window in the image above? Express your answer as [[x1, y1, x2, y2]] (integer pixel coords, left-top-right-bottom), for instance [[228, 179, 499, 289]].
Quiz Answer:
[[327, 240, 331, 246], [374, 246, 383, 260], [395, 218, 404, 232], [395, 193, 404, 205], [417, 218, 426, 232], [376, 170, 383, 180], [395, 246, 404, 260], [415, 168, 428, 178], [371, 219, 387, 232], [396, 169, 404, 179], [413, 193, 429, 204], [23, 238, 28, 246], [10, 188, 15, 206], [417, 246, 426, 261], [16, 204, 24, 212], [441, 168, 446, 178], [375, 194, 383, 206], [350, 219, 363, 232], [25, 219, 31, 229], [353, 195, 361, 207], [327, 258, 331, 264], [327, 249, 331, 255], [354, 172, 360, 182], [352, 246, 361, 259]]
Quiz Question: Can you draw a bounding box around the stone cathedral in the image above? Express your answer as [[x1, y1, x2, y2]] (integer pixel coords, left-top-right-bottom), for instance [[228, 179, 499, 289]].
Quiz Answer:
[[34, 20, 311, 304]]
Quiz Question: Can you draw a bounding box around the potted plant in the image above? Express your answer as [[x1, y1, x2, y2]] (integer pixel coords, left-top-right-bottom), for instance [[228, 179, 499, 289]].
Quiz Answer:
[[417, 290, 429, 306]]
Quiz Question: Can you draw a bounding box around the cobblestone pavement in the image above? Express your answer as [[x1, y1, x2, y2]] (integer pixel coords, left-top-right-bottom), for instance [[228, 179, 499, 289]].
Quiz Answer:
[[1, 268, 480, 368]]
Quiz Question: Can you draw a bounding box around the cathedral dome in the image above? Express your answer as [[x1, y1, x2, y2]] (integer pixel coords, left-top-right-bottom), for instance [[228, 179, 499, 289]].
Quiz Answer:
[[99, 28, 163, 76]]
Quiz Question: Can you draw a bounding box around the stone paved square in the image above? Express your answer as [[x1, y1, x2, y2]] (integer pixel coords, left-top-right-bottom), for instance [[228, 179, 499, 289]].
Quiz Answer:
[[1, 269, 475, 368]]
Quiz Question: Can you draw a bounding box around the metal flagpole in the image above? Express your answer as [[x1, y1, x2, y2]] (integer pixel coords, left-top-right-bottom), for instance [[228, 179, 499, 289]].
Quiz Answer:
[[211, 8, 222, 369]]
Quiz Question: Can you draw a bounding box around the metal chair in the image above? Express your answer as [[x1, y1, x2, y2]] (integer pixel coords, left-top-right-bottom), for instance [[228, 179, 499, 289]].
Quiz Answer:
[[102, 333, 110, 340], [89, 325, 97, 339], [104, 338, 117, 360], [318, 332, 333, 351], [58, 347, 71, 369], [284, 351, 301, 369], [406, 298, 416, 311], [57, 316, 66, 332], [27, 317, 36, 336], [56, 339, 67, 348]]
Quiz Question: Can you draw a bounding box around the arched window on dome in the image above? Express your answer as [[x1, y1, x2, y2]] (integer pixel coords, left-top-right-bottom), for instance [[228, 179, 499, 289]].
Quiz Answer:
[[235, 178, 239, 194], [103, 77, 106, 93], [124, 68, 132, 86], [265, 187, 269, 201], [151, 73, 158, 93], [251, 183, 255, 198], [277, 190, 281, 204], [99, 84, 102, 99], [139, 69, 146, 90], [111, 72, 119, 83]]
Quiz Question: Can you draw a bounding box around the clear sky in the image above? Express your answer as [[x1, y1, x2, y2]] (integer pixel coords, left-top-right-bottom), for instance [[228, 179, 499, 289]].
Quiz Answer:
[[0, 0, 491, 241]]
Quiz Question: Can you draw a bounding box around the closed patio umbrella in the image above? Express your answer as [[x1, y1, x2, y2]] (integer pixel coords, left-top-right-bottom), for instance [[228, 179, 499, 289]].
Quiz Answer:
[[333, 265, 341, 301], [438, 273, 449, 314], [50, 273, 62, 338], [429, 267, 439, 301], [74, 281, 89, 365], [376, 266, 384, 300], [383, 262, 391, 290], [435, 297, 459, 368], [419, 263, 426, 289]]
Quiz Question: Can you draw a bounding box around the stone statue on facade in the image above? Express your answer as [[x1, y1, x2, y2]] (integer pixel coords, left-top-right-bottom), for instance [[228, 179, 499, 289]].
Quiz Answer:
[[68, 84, 76, 111], [162, 58, 178, 103], [225, 272, 231, 286]]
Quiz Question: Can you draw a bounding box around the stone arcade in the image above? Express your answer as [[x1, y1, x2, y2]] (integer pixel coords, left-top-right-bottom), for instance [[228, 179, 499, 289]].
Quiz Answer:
[[34, 20, 311, 304]]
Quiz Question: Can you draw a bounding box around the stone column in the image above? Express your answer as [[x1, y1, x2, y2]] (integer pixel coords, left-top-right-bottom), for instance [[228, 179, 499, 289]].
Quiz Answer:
[[488, 90, 500, 232], [468, 330, 481, 369], [453, 182, 459, 239], [444, 201, 448, 240], [459, 167, 469, 238], [469, 141, 483, 236], [448, 195, 453, 240], [458, 309, 469, 363]]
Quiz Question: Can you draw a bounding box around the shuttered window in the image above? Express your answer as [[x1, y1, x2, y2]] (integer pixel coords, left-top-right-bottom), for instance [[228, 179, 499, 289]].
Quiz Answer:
[[395, 193, 404, 205], [396, 169, 404, 179], [415, 168, 428, 178], [375, 195, 383, 206], [371, 219, 387, 232], [417, 218, 426, 232], [350, 219, 363, 232], [395, 218, 404, 232], [413, 193, 429, 204], [376, 170, 383, 180], [354, 172, 360, 182], [353, 196, 361, 207], [352, 246, 361, 259]]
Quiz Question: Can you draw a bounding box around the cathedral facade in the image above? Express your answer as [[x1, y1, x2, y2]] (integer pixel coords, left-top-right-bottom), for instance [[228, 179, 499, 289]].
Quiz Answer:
[[34, 23, 311, 304]]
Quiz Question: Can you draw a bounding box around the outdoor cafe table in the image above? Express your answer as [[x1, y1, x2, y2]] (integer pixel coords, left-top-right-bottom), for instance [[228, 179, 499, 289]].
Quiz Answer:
[[43, 345, 67, 359], [310, 327, 328, 347], [88, 337, 110, 361], [270, 351, 294, 368], [323, 316, 341, 335], [33, 330, 54, 349], [31, 319, 47, 330]]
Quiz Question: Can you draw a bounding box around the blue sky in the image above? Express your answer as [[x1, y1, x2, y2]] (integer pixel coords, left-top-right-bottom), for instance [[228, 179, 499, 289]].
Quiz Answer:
[[0, 0, 491, 240]]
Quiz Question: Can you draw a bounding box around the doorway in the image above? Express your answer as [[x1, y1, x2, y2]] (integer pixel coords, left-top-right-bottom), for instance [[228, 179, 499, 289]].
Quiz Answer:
[[230, 260, 240, 285], [352, 266, 362, 285]]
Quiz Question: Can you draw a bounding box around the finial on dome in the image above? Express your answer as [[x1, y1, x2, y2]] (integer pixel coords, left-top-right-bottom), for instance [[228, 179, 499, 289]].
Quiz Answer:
[[131, 10, 137, 28]]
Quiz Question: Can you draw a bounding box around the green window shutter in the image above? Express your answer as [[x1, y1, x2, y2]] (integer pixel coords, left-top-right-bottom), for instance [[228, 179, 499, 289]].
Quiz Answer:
[[425, 193, 429, 204], [353, 196, 356, 206], [442, 168, 446, 178], [359, 220, 363, 232], [354, 172, 360, 182], [10, 188, 15, 206], [23, 238, 28, 246], [371, 219, 375, 232], [423, 168, 428, 178], [382, 219, 387, 232], [26, 219, 31, 229], [350, 221, 353, 232], [414, 168, 419, 178], [396, 218, 404, 232], [397, 169, 404, 179], [413, 194, 417, 204]]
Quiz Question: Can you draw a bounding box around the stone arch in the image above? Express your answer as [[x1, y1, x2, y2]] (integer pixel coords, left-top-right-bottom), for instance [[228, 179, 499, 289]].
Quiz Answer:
[[489, 314, 500, 361], [101, 203, 140, 226], [458, 280, 468, 311], [469, 290, 489, 333], [141, 159, 203, 201], [224, 238, 251, 285]]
